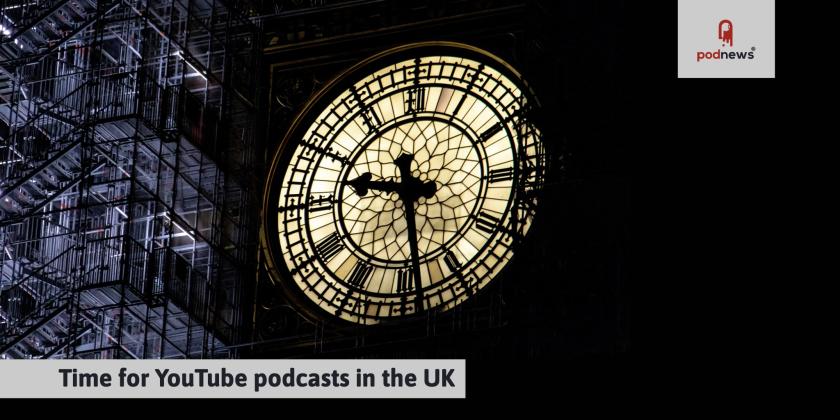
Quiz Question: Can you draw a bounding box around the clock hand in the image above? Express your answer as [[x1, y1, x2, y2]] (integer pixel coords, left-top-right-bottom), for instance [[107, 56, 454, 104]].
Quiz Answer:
[[344, 153, 437, 313], [345, 169, 437, 199], [345, 172, 399, 197], [393, 153, 427, 312], [402, 193, 425, 312], [393, 153, 437, 200]]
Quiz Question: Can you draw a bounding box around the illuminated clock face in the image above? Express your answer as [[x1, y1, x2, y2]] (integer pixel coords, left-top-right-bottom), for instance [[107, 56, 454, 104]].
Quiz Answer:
[[263, 43, 545, 324]]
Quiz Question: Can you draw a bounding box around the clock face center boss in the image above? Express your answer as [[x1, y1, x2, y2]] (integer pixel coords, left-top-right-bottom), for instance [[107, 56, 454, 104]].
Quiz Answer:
[[262, 42, 546, 324]]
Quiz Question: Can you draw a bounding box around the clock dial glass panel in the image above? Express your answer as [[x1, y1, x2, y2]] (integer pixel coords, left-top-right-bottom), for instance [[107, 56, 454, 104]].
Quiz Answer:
[[269, 48, 544, 324]]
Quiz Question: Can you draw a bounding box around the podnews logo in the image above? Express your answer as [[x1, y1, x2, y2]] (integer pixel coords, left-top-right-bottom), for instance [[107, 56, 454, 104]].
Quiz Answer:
[[696, 19, 756, 62]]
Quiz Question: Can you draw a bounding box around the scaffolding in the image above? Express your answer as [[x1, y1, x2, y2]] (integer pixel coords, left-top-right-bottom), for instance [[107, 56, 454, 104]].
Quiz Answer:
[[0, 0, 260, 359]]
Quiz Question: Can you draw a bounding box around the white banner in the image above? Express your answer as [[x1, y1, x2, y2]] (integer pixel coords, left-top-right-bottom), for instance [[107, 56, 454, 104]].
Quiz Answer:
[[0, 359, 465, 398], [678, 0, 775, 78]]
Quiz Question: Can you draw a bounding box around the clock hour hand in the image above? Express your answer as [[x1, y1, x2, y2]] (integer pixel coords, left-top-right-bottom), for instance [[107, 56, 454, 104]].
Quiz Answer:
[[345, 155, 437, 200], [345, 172, 400, 197]]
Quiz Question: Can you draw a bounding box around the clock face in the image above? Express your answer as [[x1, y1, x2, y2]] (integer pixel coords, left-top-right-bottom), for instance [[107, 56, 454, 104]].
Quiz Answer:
[[262, 42, 545, 324]]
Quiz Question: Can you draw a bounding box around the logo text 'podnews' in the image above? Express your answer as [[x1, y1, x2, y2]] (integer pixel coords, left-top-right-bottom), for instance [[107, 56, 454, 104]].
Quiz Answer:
[[696, 19, 756, 62]]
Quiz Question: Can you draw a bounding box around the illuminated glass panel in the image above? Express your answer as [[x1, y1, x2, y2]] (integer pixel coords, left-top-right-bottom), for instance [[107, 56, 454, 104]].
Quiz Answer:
[[269, 48, 545, 324]]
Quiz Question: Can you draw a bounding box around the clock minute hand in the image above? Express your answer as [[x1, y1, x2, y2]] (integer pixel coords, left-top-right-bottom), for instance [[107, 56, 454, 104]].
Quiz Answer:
[[393, 153, 437, 200], [344, 154, 435, 313], [393, 153, 426, 313]]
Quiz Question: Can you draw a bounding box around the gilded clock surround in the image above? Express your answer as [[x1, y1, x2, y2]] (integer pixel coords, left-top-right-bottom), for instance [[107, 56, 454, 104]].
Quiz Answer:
[[262, 41, 545, 325]]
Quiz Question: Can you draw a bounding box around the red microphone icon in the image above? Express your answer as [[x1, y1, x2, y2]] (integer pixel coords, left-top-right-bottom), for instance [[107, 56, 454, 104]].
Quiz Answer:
[[718, 19, 733, 47]]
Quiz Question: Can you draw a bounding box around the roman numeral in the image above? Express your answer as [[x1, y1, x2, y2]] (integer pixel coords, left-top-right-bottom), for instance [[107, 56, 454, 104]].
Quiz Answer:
[[450, 65, 484, 117], [315, 232, 344, 262], [396, 268, 414, 293], [443, 251, 462, 272], [405, 87, 426, 113], [360, 106, 382, 133], [347, 262, 373, 289], [444, 251, 472, 296], [475, 212, 501, 235], [479, 122, 504, 142], [308, 194, 333, 213], [487, 167, 514, 183], [450, 92, 466, 117]]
